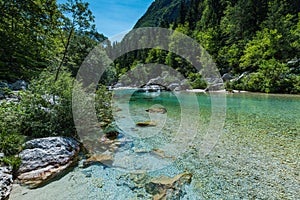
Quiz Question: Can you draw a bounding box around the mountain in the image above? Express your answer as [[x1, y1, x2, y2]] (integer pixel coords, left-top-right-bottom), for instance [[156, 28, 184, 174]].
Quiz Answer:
[[134, 0, 184, 28]]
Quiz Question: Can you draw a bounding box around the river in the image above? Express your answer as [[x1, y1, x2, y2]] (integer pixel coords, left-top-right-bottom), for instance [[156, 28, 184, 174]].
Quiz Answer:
[[10, 91, 300, 199]]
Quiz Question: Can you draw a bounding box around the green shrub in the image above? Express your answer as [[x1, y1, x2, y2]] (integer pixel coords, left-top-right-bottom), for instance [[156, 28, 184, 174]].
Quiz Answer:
[[290, 74, 300, 94], [71, 82, 114, 138], [0, 68, 114, 169], [95, 85, 113, 127], [0, 87, 13, 97], [0, 101, 24, 170], [19, 70, 76, 138], [0, 102, 22, 134], [188, 73, 207, 89], [230, 59, 299, 94], [0, 131, 23, 156], [19, 69, 114, 138], [0, 156, 22, 173]]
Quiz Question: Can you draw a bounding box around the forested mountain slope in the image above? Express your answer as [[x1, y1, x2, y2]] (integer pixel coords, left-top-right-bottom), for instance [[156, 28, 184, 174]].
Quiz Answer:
[[134, 0, 184, 28], [124, 0, 300, 93]]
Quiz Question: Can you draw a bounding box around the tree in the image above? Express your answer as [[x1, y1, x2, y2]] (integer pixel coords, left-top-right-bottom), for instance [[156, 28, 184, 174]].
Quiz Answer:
[[291, 13, 300, 54], [0, 0, 61, 80], [55, 0, 99, 81], [240, 59, 291, 93]]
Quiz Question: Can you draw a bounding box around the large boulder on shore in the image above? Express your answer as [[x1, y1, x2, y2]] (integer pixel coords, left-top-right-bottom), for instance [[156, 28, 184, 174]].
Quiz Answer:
[[17, 137, 80, 188], [0, 166, 13, 200]]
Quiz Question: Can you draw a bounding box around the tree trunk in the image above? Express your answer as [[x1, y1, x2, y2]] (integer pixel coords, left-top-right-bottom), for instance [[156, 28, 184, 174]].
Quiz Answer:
[[55, 27, 74, 82]]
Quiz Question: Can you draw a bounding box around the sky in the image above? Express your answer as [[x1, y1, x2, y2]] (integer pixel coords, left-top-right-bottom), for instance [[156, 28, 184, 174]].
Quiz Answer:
[[61, 0, 154, 37]]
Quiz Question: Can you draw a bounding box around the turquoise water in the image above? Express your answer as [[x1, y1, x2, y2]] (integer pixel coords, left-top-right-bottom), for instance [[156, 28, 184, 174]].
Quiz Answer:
[[10, 91, 300, 199]]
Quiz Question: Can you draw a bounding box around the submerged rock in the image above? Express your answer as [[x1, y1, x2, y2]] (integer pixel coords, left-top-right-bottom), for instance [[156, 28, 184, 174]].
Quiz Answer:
[[151, 148, 175, 160], [145, 172, 192, 200], [0, 166, 13, 200], [136, 121, 157, 127], [82, 153, 114, 167], [145, 107, 167, 114], [104, 130, 120, 140], [17, 137, 80, 188]]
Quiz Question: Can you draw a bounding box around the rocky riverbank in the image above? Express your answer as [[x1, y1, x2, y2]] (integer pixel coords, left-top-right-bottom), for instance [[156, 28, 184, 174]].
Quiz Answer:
[[9, 163, 194, 200], [3, 132, 195, 200]]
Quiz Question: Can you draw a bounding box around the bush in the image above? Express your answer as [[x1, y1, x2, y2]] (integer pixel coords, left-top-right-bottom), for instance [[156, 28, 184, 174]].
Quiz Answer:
[[0, 131, 23, 156], [0, 102, 24, 170], [188, 73, 207, 89], [290, 74, 300, 94], [19, 69, 114, 138], [229, 59, 299, 94], [95, 85, 113, 127], [19, 70, 76, 138]]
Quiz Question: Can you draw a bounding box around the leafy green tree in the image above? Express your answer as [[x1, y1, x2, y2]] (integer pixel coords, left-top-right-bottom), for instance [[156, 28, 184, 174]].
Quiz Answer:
[[240, 59, 291, 93], [0, 0, 61, 80], [241, 11, 297, 73], [56, 0, 101, 81], [291, 13, 300, 54], [188, 72, 207, 89], [240, 28, 283, 71], [145, 49, 167, 64], [220, 0, 268, 42]]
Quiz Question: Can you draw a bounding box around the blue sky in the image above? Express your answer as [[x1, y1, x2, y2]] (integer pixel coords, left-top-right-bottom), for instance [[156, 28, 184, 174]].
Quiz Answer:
[[62, 0, 154, 37]]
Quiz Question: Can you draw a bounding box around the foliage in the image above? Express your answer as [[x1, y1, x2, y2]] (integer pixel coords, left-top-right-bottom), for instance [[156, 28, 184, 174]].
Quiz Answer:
[[0, 102, 24, 152], [0, 155, 22, 172], [230, 59, 298, 93], [0, 131, 23, 163], [0, 69, 114, 167], [0, 0, 61, 80], [188, 73, 207, 89], [0, 0, 105, 81], [56, 0, 105, 79], [19, 70, 76, 138], [0, 0, 114, 173], [240, 28, 283, 71], [13, 68, 113, 138], [128, 0, 300, 93], [0, 101, 24, 170], [95, 85, 113, 128], [134, 0, 183, 28]]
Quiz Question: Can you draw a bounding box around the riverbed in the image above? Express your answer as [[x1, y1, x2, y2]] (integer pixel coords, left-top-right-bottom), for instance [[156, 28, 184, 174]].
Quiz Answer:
[[10, 91, 300, 199]]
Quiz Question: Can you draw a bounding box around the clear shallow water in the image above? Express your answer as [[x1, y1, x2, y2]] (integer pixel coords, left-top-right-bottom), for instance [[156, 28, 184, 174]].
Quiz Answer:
[[10, 92, 300, 199]]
